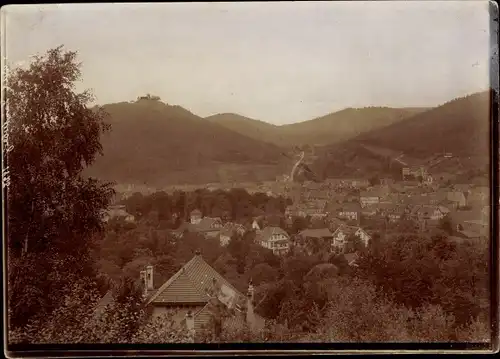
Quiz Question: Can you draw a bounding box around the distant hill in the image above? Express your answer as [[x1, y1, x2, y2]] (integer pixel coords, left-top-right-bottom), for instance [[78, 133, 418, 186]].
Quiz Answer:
[[86, 91, 490, 186], [313, 91, 491, 179], [205, 113, 287, 146], [208, 107, 427, 147], [353, 91, 490, 158], [86, 99, 286, 186], [279, 107, 427, 146]]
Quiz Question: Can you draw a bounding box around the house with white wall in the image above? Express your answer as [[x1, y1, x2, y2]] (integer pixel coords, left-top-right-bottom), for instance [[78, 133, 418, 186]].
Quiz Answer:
[[331, 225, 371, 253], [256, 226, 290, 256]]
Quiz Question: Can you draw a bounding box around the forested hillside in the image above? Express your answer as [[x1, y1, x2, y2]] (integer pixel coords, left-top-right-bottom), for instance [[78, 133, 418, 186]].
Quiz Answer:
[[313, 91, 491, 179], [86, 99, 286, 185], [208, 107, 427, 148]]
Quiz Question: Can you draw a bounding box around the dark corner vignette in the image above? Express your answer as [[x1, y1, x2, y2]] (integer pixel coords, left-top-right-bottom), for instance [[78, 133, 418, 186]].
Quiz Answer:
[[3, 1, 497, 357]]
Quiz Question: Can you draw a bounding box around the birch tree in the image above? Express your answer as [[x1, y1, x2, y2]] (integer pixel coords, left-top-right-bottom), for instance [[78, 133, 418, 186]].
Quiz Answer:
[[5, 46, 114, 328]]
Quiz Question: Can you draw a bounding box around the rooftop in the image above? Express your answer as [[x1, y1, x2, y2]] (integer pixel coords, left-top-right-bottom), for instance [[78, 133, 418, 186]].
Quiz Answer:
[[335, 224, 362, 236], [148, 253, 245, 306], [258, 226, 289, 240], [299, 228, 333, 238]]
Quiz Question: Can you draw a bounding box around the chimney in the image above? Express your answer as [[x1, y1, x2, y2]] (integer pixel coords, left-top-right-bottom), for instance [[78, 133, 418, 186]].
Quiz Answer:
[[247, 279, 254, 301], [246, 280, 256, 331], [140, 270, 147, 296], [146, 265, 154, 291], [185, 310, 195, 342], [195, 249, 201, 256]]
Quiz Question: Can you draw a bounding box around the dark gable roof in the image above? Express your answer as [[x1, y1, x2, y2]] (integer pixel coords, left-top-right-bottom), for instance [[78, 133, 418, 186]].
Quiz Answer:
[[193, 303, 213, 331], [343, 252, 360, 265], [377, 202, 406, 214], [327, 217, 347, 231], [409, 204, 441, 215], [196, 217, 223, 232], [147, 254, 244, 306], [334, 224, 361, 236], [221, 222, 247, 236], [258, 226, 289, 240], [299, 228, 333, 238], [337, 202, 362, 212]]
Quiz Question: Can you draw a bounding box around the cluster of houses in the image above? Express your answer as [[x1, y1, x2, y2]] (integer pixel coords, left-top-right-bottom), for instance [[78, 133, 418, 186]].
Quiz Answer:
[[284, 179, 489, 241], [105, 177, 488, 261], [167, 207, 373, 259], [105, 171, 489, 255], [169, 209, 292, 255]]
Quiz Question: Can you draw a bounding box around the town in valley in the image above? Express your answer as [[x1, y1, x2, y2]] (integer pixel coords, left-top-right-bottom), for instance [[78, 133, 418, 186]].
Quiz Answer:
[[4, 1, 495, 349]]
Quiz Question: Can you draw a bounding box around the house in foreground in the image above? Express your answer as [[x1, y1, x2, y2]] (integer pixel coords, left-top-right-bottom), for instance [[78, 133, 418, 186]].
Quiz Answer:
[[143, 251, 265, 341]]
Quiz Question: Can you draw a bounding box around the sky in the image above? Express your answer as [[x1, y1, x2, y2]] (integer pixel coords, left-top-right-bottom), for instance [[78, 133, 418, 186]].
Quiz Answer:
[[2, 1, 493, 125]]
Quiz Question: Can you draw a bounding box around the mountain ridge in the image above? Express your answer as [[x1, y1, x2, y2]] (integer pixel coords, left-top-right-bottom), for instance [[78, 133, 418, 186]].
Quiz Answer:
[[207, 107, 429, 147], [86, 99, 287, 186], [312, 90, 491, 179], [86, 90, 490, 186]]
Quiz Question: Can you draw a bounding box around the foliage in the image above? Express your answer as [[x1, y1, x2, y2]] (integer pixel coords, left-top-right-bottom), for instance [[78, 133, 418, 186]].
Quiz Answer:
[[8, 277, 190, 344], [120, 188, 285, 224], [5, 46, 114, 257], [131, 313, 191, 343], [345, 233, 365, 253], [5, 47, 115, 328], [249, 263, 279, 285], [308, 277, 471, 342], [303, 263, 338, 282], [355, 232, 489, 328], [328, 254, 351, 275]]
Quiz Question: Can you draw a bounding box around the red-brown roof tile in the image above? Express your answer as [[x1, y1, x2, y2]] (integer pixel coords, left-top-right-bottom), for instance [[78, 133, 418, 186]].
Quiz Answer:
[[147, 254, 244, 306]]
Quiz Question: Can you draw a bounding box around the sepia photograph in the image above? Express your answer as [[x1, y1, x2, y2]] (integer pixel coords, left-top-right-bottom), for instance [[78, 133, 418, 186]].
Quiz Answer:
[[2, 1, 498, 355]]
